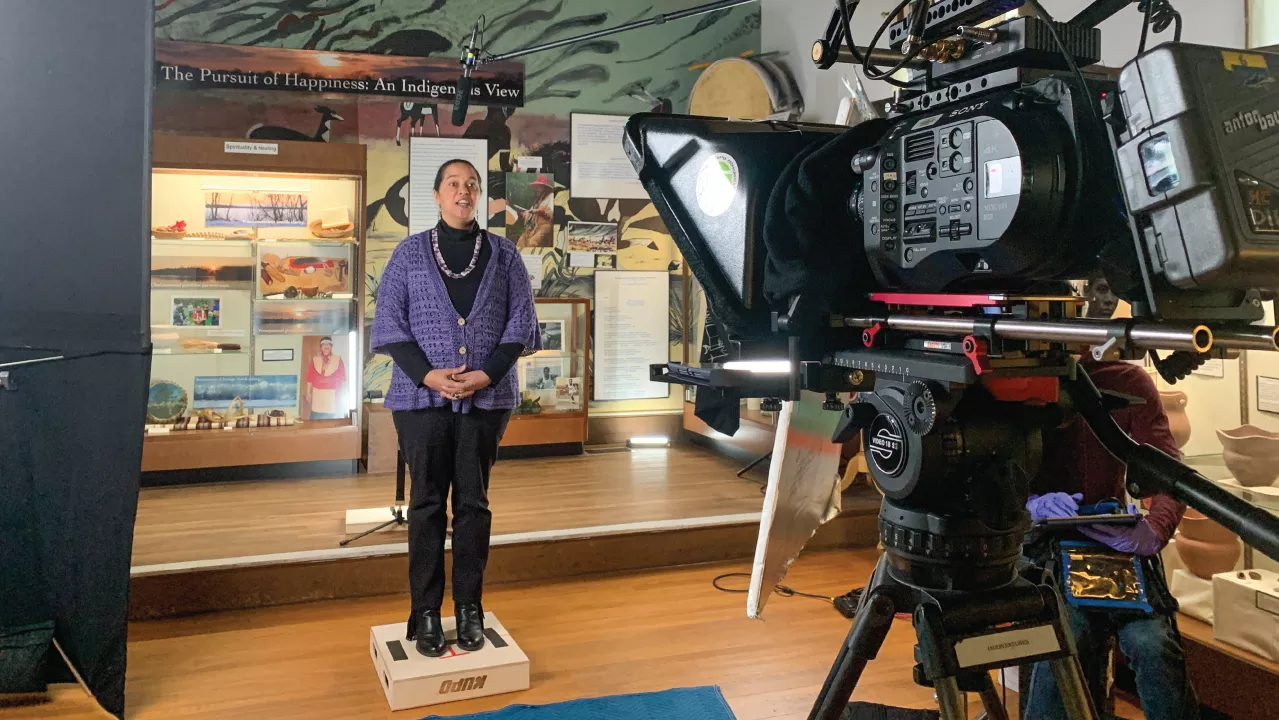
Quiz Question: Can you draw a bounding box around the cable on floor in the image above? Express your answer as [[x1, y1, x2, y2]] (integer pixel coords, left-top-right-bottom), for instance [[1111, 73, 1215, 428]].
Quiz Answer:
[[712, 572, 863, 618]]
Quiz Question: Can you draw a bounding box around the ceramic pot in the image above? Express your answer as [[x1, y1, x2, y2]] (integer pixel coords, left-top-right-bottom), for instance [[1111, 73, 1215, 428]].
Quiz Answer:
[[1175, 534, 1242, 579], [1179, 508, 1238, 545], [1218, 425, 1279, 487], [1160, 391, 1191, 450]]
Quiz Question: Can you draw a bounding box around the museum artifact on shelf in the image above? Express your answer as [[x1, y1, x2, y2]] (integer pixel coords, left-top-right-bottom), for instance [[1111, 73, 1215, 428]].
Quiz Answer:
[[143, 134, 366, 472], [1161, 390, 1192, 450], [502, 297, 591, 449], [1218, 425, 1279, 488], [1213, 569, 1279, 662], [1176, 509, 1243, 581]]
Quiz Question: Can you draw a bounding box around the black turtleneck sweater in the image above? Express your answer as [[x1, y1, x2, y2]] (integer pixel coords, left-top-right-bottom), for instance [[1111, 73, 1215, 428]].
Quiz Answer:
[[383, 220, 525, 388]]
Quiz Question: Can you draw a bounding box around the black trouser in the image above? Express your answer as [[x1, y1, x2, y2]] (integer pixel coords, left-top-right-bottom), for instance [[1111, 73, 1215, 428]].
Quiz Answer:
[[393, 407, 510, 628]]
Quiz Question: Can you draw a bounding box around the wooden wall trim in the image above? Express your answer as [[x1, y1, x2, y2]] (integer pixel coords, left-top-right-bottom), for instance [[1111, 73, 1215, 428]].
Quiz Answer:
[[142, 425, 361, 472], [128, 511, 878, 620]]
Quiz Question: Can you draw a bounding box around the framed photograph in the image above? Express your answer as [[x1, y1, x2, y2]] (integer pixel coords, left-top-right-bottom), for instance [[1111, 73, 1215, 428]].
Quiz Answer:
[[565, 221, 619, 254], [170, 296, 222, 327], [522, 355, 566, 393], [504, 172, 558, 249], [205, 191, 307, 227], [258, 243, 352, 299], [151, 251, 253, 287], [538, 320, 564, 353], [594, 254, 617, 269], [192, 375, 299, 410], [555, 376, 582, 410], [254, 300, 352, 335], [300, 335, 351, 420]]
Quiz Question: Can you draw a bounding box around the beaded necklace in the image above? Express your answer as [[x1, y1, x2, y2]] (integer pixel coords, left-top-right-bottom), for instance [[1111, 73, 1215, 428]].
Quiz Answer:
[[429, 228, 482, 279]]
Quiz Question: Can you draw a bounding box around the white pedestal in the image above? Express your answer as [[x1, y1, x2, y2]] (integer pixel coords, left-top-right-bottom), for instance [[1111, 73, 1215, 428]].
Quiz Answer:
[[1170, 569, 1215, 624], [345, 506, 405, 535], [1213, 569, 1279, 663], [369, 613, 529, 711]]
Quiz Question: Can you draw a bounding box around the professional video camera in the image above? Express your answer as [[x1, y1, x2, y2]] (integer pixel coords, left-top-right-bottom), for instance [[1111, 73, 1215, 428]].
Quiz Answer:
[[623, 1, 1279, 718]]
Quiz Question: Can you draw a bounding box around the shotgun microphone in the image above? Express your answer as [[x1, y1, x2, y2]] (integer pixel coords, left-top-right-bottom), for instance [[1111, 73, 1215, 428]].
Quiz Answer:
[[452, 23, 480, 126]]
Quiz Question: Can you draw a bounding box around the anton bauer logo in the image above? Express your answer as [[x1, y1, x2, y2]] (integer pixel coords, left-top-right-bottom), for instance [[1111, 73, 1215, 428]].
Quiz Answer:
[[440, 675, 487, 694], [868, 415, 906, 477], [1223, 107, 1279, 135]]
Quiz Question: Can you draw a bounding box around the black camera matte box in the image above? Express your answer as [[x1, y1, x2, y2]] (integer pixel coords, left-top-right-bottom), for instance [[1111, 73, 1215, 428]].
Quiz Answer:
[[1116, 43, 1279, 290]]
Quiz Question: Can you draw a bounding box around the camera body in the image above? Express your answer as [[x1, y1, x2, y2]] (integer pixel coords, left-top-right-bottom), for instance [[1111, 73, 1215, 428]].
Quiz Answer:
[[856, 69, 1126, 293]]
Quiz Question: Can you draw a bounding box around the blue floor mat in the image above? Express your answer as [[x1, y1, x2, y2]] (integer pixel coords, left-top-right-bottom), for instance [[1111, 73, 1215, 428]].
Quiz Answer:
[[420, 686, 737, 720]]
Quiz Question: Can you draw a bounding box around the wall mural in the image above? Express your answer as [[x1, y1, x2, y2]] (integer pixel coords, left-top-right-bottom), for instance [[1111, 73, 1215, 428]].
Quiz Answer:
[[153, 0, 761, 407]]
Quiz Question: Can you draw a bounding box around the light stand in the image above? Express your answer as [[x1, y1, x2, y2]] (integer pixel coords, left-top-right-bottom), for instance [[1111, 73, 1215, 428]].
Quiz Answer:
[[340, 450, 407, 547]]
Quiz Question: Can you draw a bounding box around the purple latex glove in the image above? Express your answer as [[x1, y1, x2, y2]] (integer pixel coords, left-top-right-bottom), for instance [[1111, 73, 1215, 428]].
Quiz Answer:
[[1079, 518, 1163, 556], [1027, 493, 1084, 522]]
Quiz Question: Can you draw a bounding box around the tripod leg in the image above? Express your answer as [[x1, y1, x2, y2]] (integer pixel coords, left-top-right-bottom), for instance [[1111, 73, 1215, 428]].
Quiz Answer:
[[1048, 655, 1099, 720], [737, 451, 771, 477], [807, 590, 897, 720], [933, 676, 968, 720], [974, 671, 1009, 720], [340, 516, 399, 546]]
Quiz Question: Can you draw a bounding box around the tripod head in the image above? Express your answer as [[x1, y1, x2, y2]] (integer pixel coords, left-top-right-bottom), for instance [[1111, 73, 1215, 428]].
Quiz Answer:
[[847, 370, 1059, 592]]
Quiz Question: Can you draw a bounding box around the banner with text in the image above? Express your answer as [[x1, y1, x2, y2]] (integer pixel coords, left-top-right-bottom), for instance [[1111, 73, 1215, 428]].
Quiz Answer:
[[155, 40, 524, 106]]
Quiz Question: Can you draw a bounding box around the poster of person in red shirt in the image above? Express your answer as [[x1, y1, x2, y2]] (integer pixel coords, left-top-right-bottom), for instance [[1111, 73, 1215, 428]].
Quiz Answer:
[[303, 335, 348, 420]]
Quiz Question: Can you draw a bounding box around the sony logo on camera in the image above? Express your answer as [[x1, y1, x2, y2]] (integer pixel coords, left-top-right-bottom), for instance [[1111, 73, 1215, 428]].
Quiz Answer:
[[947, 101, 989, 119], [1223, 107, 1279, 135]]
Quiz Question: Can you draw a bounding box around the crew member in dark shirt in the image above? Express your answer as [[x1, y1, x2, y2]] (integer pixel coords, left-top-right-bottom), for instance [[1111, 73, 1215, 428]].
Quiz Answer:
[[1025, 360, 1198, 720]]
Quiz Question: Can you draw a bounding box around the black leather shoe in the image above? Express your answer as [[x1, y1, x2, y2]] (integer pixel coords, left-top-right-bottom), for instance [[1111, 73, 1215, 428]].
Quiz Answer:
[[455, 603, 486, 652], [415, 610, 447, 657]]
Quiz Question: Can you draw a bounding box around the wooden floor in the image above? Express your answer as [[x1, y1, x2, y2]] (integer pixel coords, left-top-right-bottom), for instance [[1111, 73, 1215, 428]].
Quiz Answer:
[[132, 446, 766, 566], [14, 548, 1138, 720]]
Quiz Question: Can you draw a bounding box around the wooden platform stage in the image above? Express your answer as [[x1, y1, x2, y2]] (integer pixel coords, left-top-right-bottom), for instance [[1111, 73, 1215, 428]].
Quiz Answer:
[[25, 549, 1144, 720], [127, 445, 882, 619], [133, 445, 772, 566]]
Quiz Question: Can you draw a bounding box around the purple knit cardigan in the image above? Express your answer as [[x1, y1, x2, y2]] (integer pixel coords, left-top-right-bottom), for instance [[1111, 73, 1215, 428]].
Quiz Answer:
[[371, 229, 540, 412]]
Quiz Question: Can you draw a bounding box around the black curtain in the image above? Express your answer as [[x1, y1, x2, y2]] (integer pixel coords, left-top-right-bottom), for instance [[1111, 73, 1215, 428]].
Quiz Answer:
[[0, 352, 150, 716], [0, 1, 153, 717]]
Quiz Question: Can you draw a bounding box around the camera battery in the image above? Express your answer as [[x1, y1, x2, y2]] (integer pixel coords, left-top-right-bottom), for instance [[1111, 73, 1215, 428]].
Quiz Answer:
[[1116, 44, 1279, 292]]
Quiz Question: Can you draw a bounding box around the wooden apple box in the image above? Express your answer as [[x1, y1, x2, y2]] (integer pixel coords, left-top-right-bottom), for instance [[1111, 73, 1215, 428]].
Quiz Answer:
[[369, 613, 529, 711]]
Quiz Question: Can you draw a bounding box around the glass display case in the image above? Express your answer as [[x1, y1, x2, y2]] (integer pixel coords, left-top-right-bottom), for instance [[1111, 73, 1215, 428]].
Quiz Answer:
[[501, 297, 591, 449], [143, 134, 366, 472]]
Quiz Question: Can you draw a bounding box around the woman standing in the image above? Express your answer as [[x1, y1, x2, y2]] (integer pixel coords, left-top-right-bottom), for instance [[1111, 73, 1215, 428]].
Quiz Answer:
[[371, 159, 540, 657]]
